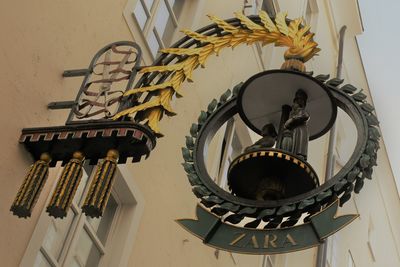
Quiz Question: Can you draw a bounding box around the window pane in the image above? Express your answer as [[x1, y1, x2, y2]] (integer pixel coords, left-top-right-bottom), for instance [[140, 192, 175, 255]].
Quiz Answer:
[[74, 165, 91, 205], [33, 251, 52, 267], [143, 0, 154, 10], [133, 1, 148, 30], [42, 210, 76, 261], [88, 194, 118, 244], [157, 0, 184, 46], [262, 0, 276, 17], [76, 229, 102, 267], [154, 0, 170, 42], [70, 258, 81, 267], [168, 0, 184, 15], [305, 1, 312, 24], [146, 29, 160, 57]]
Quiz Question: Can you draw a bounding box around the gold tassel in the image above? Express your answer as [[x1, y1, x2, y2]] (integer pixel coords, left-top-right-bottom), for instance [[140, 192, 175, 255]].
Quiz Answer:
[[10, 153, 51, 218], [82, 149, 119, 218], [46, 151, 85, 218]]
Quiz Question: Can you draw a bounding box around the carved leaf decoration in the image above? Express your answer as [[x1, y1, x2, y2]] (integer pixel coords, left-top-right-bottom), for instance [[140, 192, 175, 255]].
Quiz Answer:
[[207, 99, 218, 113], [295, 25, 311, 42], [198, 111, 208, 124], [207, 14, 239, 34], [341, 84, 358, 94], [315, 74, 330, 82], [275, 12, 289, 36], [326, 78, 344, 87], [187, 174, 202, 186], [185, 136, 195, 149], [113, 11, 320, 135], [192, 185, 211, 198], [232, 82, 243, 96], [238, 207, 258, 215], [298, 198, 315, 210], [146, 107, 163, 134], [225, 214, 245, 224], [288, 19, 302, 38], [160, 47, 203, 56], [181, 30, 219, 43], [190, 123, 198, 137], [181, 147, 193, 162], [259, 10, 279, 32], [182, 162, 195, 173], [123, 82, 173, 96], [218, 202, 240, 212], [202, 195, 224, 204], [112, 98, 160, 120], [316, 190, 332, 202], [361, 103, 375, 113], [235, 12, 264, 31], [256, 208, 276, 220], [334, 179, 348, 192], [244, 219, 261, 228], [277, 204, 296, 216], [354, 178, 364, 193]]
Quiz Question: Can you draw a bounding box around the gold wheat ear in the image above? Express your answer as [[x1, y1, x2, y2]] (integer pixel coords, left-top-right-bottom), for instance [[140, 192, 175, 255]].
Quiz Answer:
[[113, 11, 320, 135]]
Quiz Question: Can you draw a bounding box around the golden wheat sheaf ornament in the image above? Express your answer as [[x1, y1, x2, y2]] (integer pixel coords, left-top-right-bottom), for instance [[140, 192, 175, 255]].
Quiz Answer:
[[113, 11, 320, 135]]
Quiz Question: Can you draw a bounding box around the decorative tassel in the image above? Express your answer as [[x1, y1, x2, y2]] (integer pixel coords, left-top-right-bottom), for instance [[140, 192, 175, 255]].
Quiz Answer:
[[46, 151, 85, 218], [10, 153, 51, 218], [82, 149, 119, 218]]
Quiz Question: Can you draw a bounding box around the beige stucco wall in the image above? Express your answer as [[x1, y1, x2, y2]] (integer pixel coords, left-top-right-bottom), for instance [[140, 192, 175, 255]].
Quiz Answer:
[[0, 0, 399, 266]]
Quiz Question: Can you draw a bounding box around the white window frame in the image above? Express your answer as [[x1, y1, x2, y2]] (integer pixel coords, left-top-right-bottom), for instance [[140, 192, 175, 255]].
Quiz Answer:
[[302, 0, 319, 35], [123, 0, 193, 63], [348, 250, 356, 267], [208, 116, 253, 190], [124, 0, 205, 64], [261, 254, 276, 267], [136, 0, 180, 53], [20, 165, 144, 267], [252, 0, 278, 70]]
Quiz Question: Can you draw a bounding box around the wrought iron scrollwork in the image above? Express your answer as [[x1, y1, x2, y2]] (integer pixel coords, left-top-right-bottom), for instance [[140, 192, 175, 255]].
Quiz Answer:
[[68, 41, 142, 121]]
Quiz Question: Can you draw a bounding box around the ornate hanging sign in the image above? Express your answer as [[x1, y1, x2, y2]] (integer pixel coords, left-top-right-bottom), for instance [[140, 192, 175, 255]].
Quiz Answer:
[[117, 11, 378, 254], [12, 10, 380, 257]]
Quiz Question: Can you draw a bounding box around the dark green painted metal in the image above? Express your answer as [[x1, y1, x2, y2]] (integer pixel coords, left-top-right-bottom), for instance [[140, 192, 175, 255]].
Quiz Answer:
[[177, 200, 357, 254]]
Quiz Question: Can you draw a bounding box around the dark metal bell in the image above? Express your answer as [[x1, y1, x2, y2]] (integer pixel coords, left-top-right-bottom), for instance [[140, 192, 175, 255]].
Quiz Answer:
[[227, 149, 319, 201]]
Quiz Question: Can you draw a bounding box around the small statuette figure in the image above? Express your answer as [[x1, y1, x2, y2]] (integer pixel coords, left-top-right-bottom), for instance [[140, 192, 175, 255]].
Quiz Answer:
[[281, 128, 293, 153], [284, 89, 310, 160], [245, 123, 277, 152]]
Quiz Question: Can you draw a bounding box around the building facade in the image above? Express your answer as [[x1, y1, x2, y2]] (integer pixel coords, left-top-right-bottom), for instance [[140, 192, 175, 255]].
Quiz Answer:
[[0, 0, 399, 266]]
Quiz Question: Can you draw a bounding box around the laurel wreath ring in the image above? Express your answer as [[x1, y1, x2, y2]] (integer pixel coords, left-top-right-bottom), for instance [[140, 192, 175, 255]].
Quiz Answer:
[[181, 75, 380, 229]]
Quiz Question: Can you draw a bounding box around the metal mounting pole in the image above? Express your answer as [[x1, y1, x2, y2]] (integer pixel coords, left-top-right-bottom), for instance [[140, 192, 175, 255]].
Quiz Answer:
[[316, 25, 347, 267]]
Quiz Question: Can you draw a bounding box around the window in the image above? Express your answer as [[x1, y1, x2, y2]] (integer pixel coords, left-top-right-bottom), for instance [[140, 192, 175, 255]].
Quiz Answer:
[[207, 116, 253, 191], [259, 0, 277, 17], [326, 234, 338, 267], [132, 0, 184, 58], [21, 165, 144, 267], [253, 0, 278, 70], [302, 0, 318, 30], [262, 255, 276, 267], [348, 250, 356, 267], [367, 216, 377, 262]]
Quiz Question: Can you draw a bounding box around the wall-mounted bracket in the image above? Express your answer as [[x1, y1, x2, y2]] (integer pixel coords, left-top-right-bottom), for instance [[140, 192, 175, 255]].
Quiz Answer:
[[62, 69, 90, 77], [47, 101, 75, 110]]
